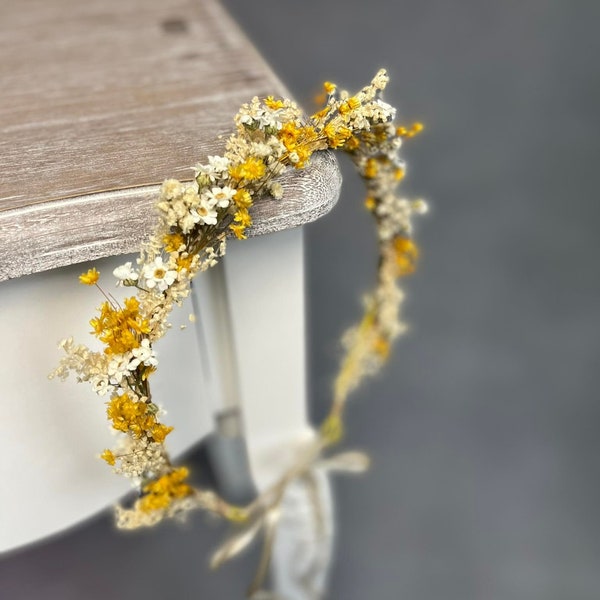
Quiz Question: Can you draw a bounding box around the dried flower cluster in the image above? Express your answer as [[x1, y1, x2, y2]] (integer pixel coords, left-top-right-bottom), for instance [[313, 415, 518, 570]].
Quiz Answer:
[[51, 70, 426, 593]]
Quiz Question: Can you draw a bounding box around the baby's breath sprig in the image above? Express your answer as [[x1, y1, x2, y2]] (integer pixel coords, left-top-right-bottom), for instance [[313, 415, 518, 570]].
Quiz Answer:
[[51, 69, 426, 594]]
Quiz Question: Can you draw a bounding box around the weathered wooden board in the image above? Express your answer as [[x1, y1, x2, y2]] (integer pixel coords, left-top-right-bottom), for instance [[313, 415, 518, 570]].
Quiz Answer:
[[0, 0, 341, 281]]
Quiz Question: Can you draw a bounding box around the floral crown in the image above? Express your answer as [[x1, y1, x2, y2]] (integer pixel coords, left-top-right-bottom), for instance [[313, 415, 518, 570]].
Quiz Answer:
[[51, 69, 426, 597]]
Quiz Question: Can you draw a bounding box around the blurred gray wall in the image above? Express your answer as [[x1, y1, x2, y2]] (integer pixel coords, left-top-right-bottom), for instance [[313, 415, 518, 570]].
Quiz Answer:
[[2, 1, 600, 599]]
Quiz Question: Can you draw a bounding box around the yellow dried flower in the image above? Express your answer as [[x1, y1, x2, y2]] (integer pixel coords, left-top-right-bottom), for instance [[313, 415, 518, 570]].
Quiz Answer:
[[364, 197, 376, 211], [100, 449, 116, 466], [233, 189, 253, 209], [393, 237, 419, 276], [151, 423, 174, 443], [364, 158, 378, 179], [394, 167, 405, 181], [278, 122, 301, 151], [323, 81, 336, 94], [79, 268, 99, 285], [229, 157, 266, 182], [396, 122, 424, 138], [339, 96, 361, 115], [264, 96, 285, 110], [311, 105, 331, 121], [372, 336, 390, 358], [344, 135, 360, 151], [234, 208, 253, 228], [229, 223, 247, 240], [138, 467, 192, 513], [90, 297, 150, 355], [175, 254, 194, 272], [324, 123, 353, 149], [163, 233, 185, 253]]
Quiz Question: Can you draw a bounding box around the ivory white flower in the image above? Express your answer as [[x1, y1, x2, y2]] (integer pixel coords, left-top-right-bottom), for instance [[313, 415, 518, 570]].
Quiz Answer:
[[142, 257, 177, 292], [113, 262, 139, 284], [269, 182, 283, 199], [204, 185, 236, 208], [91, 376, 111, 396], [191, 197, 218, 225], [193, 155, 230, 182], [107, 353, 132, 384], [128, 339, 158, 370], [207, 155, 229, 172]]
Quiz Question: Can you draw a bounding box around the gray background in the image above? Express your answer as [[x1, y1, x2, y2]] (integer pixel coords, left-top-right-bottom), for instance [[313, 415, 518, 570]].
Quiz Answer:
[[2, 0, 600, 598]]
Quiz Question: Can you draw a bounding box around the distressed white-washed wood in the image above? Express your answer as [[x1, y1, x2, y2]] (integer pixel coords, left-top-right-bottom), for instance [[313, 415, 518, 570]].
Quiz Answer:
[[0, 151, 341, 281], [0, 0, 341, 281]]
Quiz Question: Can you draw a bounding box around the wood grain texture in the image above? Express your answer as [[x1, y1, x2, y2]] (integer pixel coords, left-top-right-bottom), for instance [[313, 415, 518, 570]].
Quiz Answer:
[[0, 0, 341, 281]]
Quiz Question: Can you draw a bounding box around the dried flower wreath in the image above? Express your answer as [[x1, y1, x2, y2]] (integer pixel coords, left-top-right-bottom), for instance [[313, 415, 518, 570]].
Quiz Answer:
[[51, 69, 426, 595]]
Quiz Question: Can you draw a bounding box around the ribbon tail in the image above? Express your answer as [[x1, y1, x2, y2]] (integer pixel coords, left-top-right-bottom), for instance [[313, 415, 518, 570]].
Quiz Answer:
[[247, 506, 281, 598]]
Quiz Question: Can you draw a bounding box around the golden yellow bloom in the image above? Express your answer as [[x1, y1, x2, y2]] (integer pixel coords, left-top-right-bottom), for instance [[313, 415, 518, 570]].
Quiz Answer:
[[278, 122, 300, 151], [293, 144, 313, 169], [138, 467, 192, 513], [90, 297, 150, 355], [409, 122, 424, 136], [279, 124, 319, 165], [372, 335, 390, 358], [234, 208, 253, 228], [264, 96, 285, 110], [229, 223, 247, 240], [344, 135, 360, 151], [311, 105, 331, 122], [394, 167, 405, 181], [100, 449, 116, 466], [323, 81, 336, 94], [339, 96, 361, 115], [233, 189, 253, 209], [79, 268, 99, 286], [229, 157, 266, 182], [106, 393, 161, 438], [324, 123, 353, 149], [151, 423, 174, 443], [393, 237, 419, 276], [163, 233, 185, 253], [364, 196, 376, 211], [141, 365, 156, 381], [397, 122, 424, 138], [175, 254, 194, 272], [364, 158, 378, 179]]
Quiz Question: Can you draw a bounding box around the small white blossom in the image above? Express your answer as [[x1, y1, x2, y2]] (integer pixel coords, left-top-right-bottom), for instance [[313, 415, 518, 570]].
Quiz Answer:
[[191, 197, 218, 225], [108, 353, 132, 384], [194, 155, 230, 182], [204, 186, 236, 208], [179, 212, 198, 234], [160, 179, 185, 200], [142, 257, 177, 292], [207, 155, 229, 172], [91, 376, 111, 396], [113, 262, 139, 284], [363, 99, 396, 123], [128, 339, 158, 370], [269, 182, 284, 199], [411, 199, 429, 214]]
